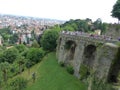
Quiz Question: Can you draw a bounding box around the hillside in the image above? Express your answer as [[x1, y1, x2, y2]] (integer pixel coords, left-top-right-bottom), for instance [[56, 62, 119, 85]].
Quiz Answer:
[[23, 52, 87, 90]]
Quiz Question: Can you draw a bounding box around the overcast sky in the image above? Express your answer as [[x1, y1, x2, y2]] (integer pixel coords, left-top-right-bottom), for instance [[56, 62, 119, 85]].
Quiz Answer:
[[0, 0, 118, 23]]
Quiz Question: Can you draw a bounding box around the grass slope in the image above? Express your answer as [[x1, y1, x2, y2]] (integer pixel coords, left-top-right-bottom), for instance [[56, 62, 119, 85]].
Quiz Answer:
[[25, 52, 87, 90], [3, 52, 87, 90]]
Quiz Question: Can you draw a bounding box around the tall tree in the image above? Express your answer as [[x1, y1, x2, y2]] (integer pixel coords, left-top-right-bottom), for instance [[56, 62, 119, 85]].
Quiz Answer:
[[26, 48, 45, 65], [41, 30, 59, 51], [111, 0, 120, 23], [0, 62, 10, 84], [2, 47, 19, 63], [93, 18, 102, 30], [16, 55, 25, 74], [9, 33, 19, 44], [15, 44, 27, 53]]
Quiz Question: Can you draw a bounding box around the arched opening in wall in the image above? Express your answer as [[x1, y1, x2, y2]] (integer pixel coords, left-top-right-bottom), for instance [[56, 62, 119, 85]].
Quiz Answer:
[[79, 44, 96, 80], [64, 40, 76, 62], [82, 44, 96, 68], [107, 48, 120, 83]]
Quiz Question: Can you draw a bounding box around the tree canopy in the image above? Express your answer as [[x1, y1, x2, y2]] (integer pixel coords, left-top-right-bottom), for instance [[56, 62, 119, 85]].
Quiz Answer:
[[60, 19, 108, 34], [2, 47, 19, 63], [111, 0, 120, 22], [40, 30, 59, 51], [26, 48, 45, 65]]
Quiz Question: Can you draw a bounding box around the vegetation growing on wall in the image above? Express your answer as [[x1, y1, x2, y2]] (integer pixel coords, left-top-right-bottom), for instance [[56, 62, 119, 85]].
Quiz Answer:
[[66, 65, 74, 74], [79, 64, 90, 80], [64, 41, 76, 50], [59, 61, 65, 67], [91, 77, 115, 90]]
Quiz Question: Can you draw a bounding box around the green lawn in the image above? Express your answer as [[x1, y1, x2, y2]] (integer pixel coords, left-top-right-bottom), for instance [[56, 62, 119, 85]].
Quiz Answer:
[[25, 52, 87, 90]]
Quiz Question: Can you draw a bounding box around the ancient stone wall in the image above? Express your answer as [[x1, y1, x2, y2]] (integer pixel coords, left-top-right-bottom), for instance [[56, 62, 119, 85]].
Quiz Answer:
[[105, 24, 120, 39], [56, 33, 120, 83]]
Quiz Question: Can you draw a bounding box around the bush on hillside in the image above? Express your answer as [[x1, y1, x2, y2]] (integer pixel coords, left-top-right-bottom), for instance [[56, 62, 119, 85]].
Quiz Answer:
[[59, 61, 65, 67], [31, 40, 40, 48], [15, 44, 27, 53], [26, 48, 45, 66], [2, 47, 19, 63], [66, 65, 74, 74], [9, 76, 27, 90]]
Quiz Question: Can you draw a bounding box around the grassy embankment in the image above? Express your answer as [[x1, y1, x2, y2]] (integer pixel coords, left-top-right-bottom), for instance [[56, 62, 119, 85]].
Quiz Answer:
[[5, 52, 87, 90]]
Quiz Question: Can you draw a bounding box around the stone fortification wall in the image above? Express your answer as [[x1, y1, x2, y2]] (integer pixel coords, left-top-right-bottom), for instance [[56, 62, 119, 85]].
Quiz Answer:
[[56, 32, 120, 83]]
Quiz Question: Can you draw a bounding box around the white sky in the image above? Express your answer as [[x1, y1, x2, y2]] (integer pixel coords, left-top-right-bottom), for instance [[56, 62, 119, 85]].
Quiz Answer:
[[0, 0, 118, 23]]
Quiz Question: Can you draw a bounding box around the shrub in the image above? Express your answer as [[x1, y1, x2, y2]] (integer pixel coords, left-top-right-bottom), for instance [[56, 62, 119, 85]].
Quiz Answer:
[[91, 77, 115, 90], [31, 40, 40, 48], [9, 77, 27, 90], [59, 61, 65, 67], [2, 47, 19, 63], [79, 64, 90, 80], [26, 48, 45, 66], [15, 44, 27, 53], [66, 65, 74, 74]]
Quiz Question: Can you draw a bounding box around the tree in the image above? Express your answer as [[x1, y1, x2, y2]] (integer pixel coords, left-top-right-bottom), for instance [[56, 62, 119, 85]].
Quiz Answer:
[[40, 30, 59, 51], [16, 55, 25, 74], [0, 27, 12, 44], [0, 62, 10, 84], [15, 44, 27, 53], [9, 76, 27, 90], [101, 23, 108, 34], [0, 53, 4, 63], [51, 24, 61, 31], [62, 25, 74, 31], [25, 59, 32, 74], [93, 18, 102, 30], [111, 0, 120, 22], [9, 33, 19, 44], [31, 40, 40, 48], [2, 47, 19, 63], [61, 19, 90, 32], [26, 48, 45, 65]]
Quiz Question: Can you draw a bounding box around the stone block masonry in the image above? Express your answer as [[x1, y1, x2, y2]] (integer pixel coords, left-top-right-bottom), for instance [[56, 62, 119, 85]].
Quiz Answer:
[[56, 32, 120, 84]]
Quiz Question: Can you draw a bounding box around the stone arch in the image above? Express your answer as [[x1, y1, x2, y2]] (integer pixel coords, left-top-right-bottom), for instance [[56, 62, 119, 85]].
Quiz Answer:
[[82, 44, 96, 68], [64, 40, 77, 65], [107, 48, 120, 83], [79, 44, 97, 80]]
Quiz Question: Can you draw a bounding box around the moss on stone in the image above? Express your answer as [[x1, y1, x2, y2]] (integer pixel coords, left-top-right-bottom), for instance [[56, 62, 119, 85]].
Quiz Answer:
[[115, 42, 120, 47], [96, 42, 103, 48], [91, 77, 115, 90], [79, 64, 90, 80]]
